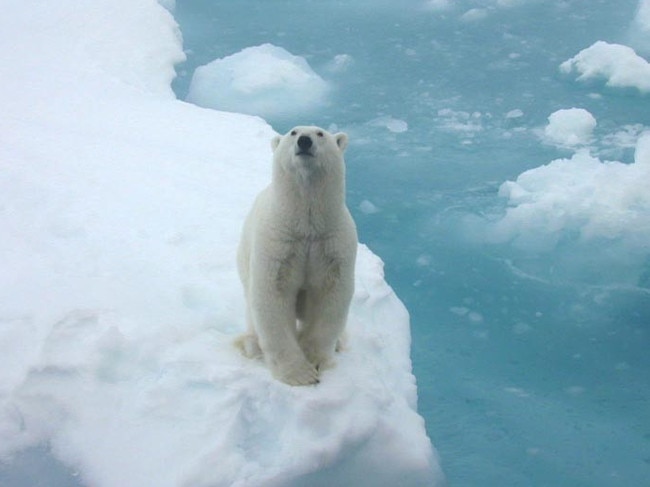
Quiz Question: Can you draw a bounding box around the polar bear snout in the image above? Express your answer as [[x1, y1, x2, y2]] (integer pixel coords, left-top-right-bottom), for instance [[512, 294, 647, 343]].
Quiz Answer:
[[296, 135, 314, 156], [297, 135, 313, 150]]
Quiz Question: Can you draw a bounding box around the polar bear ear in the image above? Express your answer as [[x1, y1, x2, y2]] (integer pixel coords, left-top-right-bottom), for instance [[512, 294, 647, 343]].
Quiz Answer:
[[334, 133, 349, 152], [271, 135, 282, 152]]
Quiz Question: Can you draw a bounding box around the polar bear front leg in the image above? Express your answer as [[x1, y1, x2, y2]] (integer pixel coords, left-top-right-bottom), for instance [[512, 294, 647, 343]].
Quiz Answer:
[[298, 288, 351, 371], [251, 289, 320, 386]]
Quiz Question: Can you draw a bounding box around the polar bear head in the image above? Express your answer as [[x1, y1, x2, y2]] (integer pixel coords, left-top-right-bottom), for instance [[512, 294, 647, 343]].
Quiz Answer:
[[271, 126, 348, 180]]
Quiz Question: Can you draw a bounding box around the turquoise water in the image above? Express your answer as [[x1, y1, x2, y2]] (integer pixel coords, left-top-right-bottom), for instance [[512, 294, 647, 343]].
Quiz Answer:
[[173, 1, 650, 485]]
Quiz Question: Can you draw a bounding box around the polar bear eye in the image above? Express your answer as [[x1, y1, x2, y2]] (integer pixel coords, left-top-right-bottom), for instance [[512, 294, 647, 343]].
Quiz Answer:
[[290, 130, 297, 136], [316, 131, 324, 137]]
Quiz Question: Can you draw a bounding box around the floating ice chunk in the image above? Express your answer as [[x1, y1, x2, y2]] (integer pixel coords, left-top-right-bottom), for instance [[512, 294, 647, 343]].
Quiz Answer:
[[369, 116, 409, 133], [543, 108, 596, 147], [468, 311, 484, 323], [461, 8, 488, 22], [497, 0, 524, 7], [560, 41, 650, 94], [426, 0, 453, 12], [565, 386, 586, 396], [637, 0, 650, 29], [505, 109, 524, 119], [326, 53, 354, 73], [359, 199, 380, 214], [512, 322, 532, 335], [635, 128, 650, 165], [450, 307, 483, 323], [504, 387, 531, 398], [186, 44, 330, 119], [491, 132, 650, 247], [437, 108, 484, 133], [450, 306, 469, 316], [602, 124, 646, 149]]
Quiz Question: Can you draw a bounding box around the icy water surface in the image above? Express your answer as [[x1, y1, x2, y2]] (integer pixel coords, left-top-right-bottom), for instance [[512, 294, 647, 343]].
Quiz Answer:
[[173, 1, 650, 485]]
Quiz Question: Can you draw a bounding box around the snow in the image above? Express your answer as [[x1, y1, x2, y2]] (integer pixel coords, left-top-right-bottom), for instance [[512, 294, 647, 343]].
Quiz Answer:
[[186, 44, 330, 120], [489, 132, 650, 249], [560, 41, 650, 94], [543, 108, 597, 147], [0, 1, 442, 486]]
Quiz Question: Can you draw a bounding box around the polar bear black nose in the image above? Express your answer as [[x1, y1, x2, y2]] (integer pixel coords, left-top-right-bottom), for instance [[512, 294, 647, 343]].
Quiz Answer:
[[297, 135, 313, 151]]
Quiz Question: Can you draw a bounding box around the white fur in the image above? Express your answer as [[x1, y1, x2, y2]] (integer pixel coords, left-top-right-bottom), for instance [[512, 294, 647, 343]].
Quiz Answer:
[[235, 126, 357, 386]]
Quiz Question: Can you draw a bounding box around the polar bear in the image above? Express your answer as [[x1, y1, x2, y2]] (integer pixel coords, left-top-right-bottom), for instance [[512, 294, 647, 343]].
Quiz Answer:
[[235, 126, 358, 386]]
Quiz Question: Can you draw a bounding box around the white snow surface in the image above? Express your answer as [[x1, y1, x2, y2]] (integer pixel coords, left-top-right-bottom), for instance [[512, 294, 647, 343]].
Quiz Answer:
[[560, 41, 650, 94], [543, 108, 597, 147], [186, 44, 330, 120], [0, 1, 442, 486]]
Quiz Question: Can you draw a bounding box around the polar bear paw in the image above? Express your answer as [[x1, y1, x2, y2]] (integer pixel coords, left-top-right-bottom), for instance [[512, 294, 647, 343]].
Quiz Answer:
[[274, 359, 320, 386], [233, 333, 263, 359]]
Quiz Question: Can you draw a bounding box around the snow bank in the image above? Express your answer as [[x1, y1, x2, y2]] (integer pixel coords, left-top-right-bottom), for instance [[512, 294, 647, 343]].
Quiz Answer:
[[186, 44, 330, 120], [560, 41, 650, 94], [488, 133, 650, 248], [0, 0, 183, 100], [0, 1, 442, 486], [543, 108, 596, 147]]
